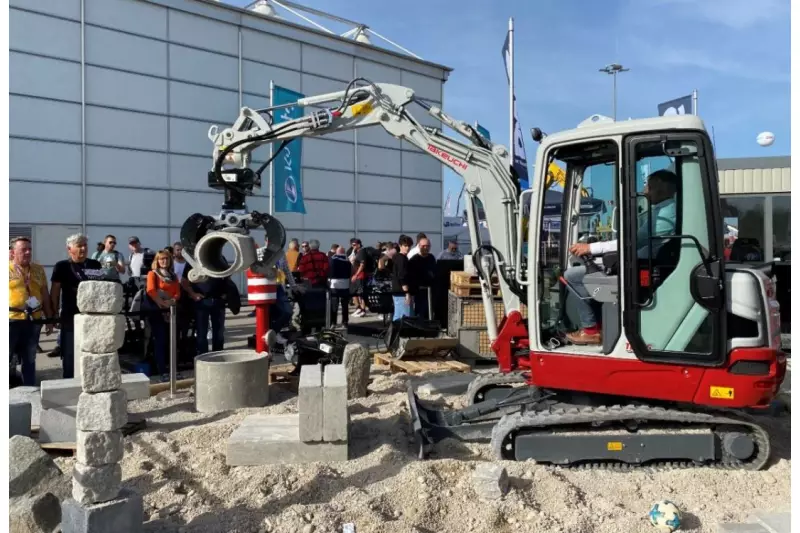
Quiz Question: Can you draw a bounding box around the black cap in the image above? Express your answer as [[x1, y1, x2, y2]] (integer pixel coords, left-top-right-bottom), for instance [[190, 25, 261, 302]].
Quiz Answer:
[[128, 236, 140, 244]]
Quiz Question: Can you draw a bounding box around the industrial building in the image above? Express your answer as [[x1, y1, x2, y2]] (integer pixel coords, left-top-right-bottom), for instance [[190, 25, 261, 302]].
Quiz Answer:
[[9, 0, 451, 281]]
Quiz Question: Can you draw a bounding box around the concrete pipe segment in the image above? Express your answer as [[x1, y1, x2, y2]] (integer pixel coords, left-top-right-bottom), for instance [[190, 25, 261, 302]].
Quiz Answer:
[[194, 231, 257, 278], [194, 350, 270, 413]]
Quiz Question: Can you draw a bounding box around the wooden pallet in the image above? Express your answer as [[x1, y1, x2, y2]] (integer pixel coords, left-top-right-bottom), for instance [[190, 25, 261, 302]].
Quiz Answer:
[[450, 271, 498, 287], [451, 283, 500, 297], [373, 352, 471, 375]]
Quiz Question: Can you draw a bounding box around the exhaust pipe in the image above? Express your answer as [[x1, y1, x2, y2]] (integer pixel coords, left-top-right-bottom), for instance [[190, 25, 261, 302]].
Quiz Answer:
[[190, 231, 257, 281]]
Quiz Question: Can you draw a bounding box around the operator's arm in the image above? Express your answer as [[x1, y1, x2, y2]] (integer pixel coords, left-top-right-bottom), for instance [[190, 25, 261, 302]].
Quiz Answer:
[[589, 240, 618, 255]]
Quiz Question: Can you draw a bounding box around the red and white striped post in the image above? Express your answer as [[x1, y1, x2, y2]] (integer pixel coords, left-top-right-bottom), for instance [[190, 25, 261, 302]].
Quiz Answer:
[[247, 268, 277, 354]]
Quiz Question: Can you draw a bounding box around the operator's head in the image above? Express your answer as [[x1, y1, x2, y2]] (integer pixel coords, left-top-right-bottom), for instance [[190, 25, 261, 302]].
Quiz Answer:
[[152, 250, 173, 272], [416, 232, 427, 244], [128, 236, 141, 253], [309, 239, 320, 251], [67, 234, 89, 262], [644, 169, 678, 204], [398, 235, 413, 253], [104, 235, 117, 252], [418, 238, 431, 256], [12, 237, 32, 267], [448, 238, 458, 252]]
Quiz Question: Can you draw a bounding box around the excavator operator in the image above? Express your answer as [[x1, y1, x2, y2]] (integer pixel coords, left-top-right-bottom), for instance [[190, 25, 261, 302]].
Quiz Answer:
[[564, 169, 678, 345]]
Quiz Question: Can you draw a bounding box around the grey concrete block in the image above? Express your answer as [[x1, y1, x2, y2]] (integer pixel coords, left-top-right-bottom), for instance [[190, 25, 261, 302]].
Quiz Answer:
[[38, 405, 77, 444], [750, 512, 792, 533], [227, 414, 348, 466], [9, 386, 41, 427], [10, 401, 32, 438], [61, 487, 143, 533], [41, 374, 149, 409], [8, 435, 64, 498], [72, 462, 122, 505], [74, 314, 125, 355], [9, 492, 62, 533], [342, 343, 371, 399], [77, 281, 124, 314], [76, 391, 127, 432], [298, 364, 323, 442], [322, 364, 348, 442], [76, 430, 123, 467], [416, 374, 477, 396], [472, 463, 509, 501], [717, 523, 769, 533], [80, 353, 122, 393]]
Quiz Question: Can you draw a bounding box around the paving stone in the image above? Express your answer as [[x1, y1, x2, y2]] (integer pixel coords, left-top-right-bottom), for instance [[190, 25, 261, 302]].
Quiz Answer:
[[226, 414, 348, 466], [73, 314, 125, 355], [9, 386, 41, 427], [750, 512, 792, 533], [342, 343, 371, 399], [76, 281, 124, 314], [416, 374, 476, 396], [41, 374, 149, 409], [9, 492, 62, 533], [76, 391, 127, 432], [76, 430, 124, 467], [80, 353, 122, 393], [472, 463, 509, 501], [717, 523, 769, 533], [61, 487, 143, 533], [322, 364, 348, 442], [39, 405, 78, 444], [10, 401, 32, 438], [298, 364, 323, 442], [72, 462, 122, 505], [8, 435, 64, 498]]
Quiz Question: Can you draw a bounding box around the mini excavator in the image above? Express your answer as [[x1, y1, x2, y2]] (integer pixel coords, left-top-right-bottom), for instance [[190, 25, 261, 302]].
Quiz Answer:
[[179, 78, 785, 470]]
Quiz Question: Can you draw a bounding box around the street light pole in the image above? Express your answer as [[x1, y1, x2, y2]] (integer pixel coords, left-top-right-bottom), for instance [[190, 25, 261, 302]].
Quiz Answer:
[[599, 63, 630, 120]]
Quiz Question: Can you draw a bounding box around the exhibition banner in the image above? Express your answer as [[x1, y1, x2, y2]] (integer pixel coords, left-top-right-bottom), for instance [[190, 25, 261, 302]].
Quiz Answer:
[[272, 85, 306, 214], [658, 94, 693, 116]]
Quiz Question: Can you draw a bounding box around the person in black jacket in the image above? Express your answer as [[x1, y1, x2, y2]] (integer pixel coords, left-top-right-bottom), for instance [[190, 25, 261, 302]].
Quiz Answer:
[[391, 235, 414, 320], [408, 237, 436, 319], [181, 264, 230, 355]]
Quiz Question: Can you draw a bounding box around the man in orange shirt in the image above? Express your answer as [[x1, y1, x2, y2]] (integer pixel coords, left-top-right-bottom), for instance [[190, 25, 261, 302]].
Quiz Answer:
[[10, 236, 54, 385]]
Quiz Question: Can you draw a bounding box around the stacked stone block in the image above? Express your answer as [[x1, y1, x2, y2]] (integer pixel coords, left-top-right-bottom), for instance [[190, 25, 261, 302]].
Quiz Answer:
[[227, 363, 349, 465], [60, 281, 143, 533]]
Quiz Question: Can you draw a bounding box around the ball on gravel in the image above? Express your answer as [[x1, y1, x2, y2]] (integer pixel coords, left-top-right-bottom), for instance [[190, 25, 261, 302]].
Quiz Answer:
[[648, 500, 682, 532]]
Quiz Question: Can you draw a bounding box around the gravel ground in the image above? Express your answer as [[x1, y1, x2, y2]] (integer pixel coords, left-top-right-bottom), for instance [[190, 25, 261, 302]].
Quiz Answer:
[[51, 366, 791, 533]]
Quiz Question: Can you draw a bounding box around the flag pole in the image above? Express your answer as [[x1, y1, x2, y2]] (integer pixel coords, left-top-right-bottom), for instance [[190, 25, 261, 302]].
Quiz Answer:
[[508, 17, 515, 170], [269, 80, 275, 216], [692, 88, 698, 116]]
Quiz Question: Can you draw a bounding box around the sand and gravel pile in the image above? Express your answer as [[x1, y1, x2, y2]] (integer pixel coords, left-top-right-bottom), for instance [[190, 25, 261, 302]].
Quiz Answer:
[[51, 369, 791, 533]]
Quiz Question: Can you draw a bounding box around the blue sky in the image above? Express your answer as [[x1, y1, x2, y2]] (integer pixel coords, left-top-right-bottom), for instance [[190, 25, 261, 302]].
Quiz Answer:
[[228, 0, 790, 210]]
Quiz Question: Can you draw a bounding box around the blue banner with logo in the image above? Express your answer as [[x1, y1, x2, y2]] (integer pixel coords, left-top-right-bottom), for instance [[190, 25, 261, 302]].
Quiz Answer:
[[475, 123, 491, 140], [272, 85, 306, 214]]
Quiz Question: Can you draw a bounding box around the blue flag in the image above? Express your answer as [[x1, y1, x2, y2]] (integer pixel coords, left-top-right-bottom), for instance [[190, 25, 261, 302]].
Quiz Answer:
[[272, 85, 306, 214], [475, 123, 491, 140]]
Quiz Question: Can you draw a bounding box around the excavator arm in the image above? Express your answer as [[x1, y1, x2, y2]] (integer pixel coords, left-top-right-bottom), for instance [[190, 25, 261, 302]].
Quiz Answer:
[[182, 79, 525, 337]]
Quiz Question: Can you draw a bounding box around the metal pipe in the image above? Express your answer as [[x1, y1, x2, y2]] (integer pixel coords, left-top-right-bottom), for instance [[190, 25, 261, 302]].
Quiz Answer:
[[169, 304, 177, 397], [269, 80, 275, 216], [427, 286, 433, 321], [325, 289, 331, 328], [80, 0, 86, 233]]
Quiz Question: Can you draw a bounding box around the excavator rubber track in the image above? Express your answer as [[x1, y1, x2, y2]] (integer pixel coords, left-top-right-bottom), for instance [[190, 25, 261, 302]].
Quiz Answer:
[[465, 372, 529, 405], [489, 403, 771, 471]]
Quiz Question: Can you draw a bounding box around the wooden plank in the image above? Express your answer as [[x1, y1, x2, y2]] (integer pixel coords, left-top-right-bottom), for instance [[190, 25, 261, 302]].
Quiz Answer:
[[372, 352, 471, 375], [149, 378, 195, 396], [40, 442, 77, 456], [452, 284, 500, 297]]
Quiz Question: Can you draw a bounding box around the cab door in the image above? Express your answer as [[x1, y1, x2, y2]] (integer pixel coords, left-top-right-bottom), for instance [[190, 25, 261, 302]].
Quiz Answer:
[[622, 133, 727, 366]]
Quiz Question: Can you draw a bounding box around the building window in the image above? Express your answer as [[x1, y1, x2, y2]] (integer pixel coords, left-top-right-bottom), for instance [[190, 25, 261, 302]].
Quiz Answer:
[[773, 195, 790, 261], [720, 196, 765, 262]]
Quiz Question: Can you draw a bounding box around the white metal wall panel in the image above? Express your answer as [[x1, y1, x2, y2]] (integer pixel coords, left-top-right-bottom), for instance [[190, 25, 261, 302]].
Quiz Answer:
[[242, 59, 301, 95], [10, 0, 80, 20], [86, 186, 169, 226], [303, 231, 352, 250], [10, 52, 81, 103], [170, 117, 214, 156], [86, 107, 167, 151], [170, 154, 212, 191], [402, 206, 442, 233], [718, 168, 791, 195], [358, 145, 401, 176], [402, 179, 441, 206], [85, 0, 167, 40], [10, 139, 82, 183], [304, 169, 354, 202], [86, 147, 168, 189], [401, 70, 442, 103], [242, 93, 270, 110], [302, 45, 353, 82], [358, 204, 401, 232], [169, 81, 238, 122], [359, 232, 400, 247], [358, 175, 401, 204], [10, 182, 82, 224], [10, 96, 82, 143], [170, 191, 226, 227], [168, 10, 238, 56], [10, 9, 81, 62], [85, 26, 167, 78], [169, 45, 239, 90], [33, 225, 83, 268], [86, 66, 168, 114], [401, 151, 442, 181], [241, 28, 301, 69], [302, 138, 354, 172], [355, 58, 402, 84], [304, 201, 354, 231], [358, 127, 401, 150]]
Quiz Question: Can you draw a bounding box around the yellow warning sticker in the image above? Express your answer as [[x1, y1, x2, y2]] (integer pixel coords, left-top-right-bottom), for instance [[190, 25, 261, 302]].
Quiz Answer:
[[607, 442, 624, 451], [710, 386, 735, 400], [351, 102, 373, 117]]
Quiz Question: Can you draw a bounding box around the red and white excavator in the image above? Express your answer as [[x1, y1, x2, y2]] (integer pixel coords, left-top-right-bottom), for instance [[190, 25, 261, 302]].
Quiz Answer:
[[179, 78, 785, 470]]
